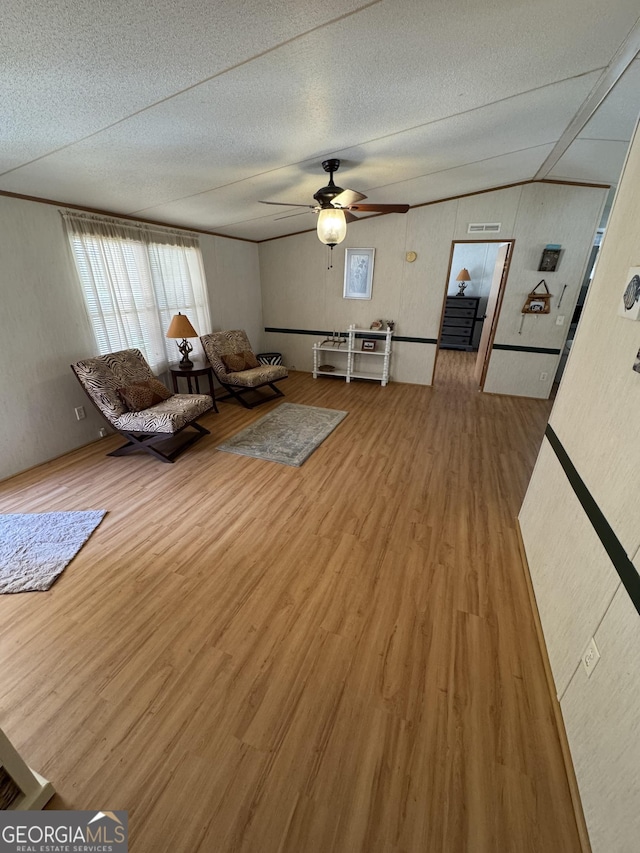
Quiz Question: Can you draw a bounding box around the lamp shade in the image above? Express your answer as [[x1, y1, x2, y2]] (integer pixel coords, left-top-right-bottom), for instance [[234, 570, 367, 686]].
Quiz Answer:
[[166, 312, 197, 339], [456, 268, 471, 282], [317, 207, 347, 246]]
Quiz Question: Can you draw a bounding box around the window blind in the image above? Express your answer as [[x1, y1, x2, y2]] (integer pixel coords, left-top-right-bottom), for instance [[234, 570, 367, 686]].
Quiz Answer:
[[64, 213, 211, 373]]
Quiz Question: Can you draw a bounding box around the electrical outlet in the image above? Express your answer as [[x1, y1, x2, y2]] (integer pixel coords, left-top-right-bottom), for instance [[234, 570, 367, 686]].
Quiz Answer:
[[582, 637, 601, 677], [539, 372, 548, 381], [98, 428, 108, 438], [556, 315, 565, 326], [74, 406, 86, 420]]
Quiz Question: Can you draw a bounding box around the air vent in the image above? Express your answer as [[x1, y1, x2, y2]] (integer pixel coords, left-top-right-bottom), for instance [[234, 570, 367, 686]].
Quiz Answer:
[[468, 222, 501, 233]]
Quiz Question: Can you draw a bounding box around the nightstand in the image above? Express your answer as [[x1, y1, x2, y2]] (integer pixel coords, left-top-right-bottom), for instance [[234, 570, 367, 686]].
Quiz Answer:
[[170, 361, 218, 413]]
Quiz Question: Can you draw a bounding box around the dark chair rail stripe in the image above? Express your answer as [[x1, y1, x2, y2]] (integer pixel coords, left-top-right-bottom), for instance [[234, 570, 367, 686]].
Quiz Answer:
[[264, 327, 328, 337], [264, 327, 437, 344], [395, 335, 438, 344], [493, 344, 562, 355], [264, 330, 559, 352], [545, 424, 640, 616]]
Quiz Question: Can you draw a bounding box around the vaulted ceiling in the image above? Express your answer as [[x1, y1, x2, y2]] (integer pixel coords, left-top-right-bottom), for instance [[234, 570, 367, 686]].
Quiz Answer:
[[2, 0, 639, 241]]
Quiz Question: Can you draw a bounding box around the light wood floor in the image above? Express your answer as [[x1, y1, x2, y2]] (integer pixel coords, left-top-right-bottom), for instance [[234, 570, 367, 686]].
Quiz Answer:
[[0, 352, 581, 852]]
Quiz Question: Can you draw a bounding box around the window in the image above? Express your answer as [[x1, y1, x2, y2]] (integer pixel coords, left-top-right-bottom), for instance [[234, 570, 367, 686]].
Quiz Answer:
[[64, 213, 211, 373]]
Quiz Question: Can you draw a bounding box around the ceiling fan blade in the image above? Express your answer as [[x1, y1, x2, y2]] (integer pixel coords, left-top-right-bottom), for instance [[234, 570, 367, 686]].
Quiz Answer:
[[259, 200, 315, 208], [332, 188, 367, 207], [347, 203, 410, 213], [344, 211, 359, 223]]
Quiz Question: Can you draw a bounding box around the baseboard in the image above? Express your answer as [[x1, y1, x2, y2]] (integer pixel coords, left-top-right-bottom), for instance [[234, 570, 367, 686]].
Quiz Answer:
[[515, 519, 592, 853]]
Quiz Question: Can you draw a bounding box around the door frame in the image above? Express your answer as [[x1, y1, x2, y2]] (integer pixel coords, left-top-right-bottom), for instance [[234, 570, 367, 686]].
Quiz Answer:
[[432, 238, 515, 389]]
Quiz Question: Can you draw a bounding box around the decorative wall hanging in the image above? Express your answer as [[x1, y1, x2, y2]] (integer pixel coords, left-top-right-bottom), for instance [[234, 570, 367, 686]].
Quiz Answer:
[[522, 280, 553, 314], [618, 267, 640, 320], [368, 319, 395, 331], [320, 331, 347, 347], [557, 283, 568, 309], [538, 245, 562, 272], [344, 248, 375, 300]]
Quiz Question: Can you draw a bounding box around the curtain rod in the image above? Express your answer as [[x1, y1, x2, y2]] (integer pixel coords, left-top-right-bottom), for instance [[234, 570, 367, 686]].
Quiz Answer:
[[60, 209, 200, 240]]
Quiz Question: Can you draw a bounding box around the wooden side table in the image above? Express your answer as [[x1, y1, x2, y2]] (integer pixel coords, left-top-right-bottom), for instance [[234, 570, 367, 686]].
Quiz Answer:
[[170, 361, 218, 413]]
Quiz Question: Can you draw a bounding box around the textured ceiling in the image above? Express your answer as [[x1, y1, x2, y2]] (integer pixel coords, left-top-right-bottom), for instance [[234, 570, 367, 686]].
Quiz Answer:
[[2, 0, 639, 241]]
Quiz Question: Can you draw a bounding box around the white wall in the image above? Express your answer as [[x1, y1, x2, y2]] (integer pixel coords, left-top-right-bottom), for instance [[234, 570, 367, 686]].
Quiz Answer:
[[519, 121, 640, 853], [259, 181, 606, 393], [199, 234, 262, 350], [483, 182, 606, 397], [0, 195, 261, 481]]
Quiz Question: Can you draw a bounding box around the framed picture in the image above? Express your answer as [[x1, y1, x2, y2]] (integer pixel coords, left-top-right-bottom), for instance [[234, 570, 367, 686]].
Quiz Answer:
[[344, 248, 375, 300], [362, 339, 377, 351], [538, 247, 561, 272]]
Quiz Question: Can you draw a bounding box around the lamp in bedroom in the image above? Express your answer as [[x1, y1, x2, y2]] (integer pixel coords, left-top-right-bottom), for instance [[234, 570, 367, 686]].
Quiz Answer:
[[455, 268, 471, 296]]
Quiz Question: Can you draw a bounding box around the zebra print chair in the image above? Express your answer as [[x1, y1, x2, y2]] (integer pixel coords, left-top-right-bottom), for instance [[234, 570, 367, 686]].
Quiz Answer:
[[200, 330, 288, 409], [71, 348, 214, 463]]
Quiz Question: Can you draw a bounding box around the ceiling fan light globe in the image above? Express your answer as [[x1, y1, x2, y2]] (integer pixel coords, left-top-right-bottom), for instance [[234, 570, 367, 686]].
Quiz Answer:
[[317, 208, 347, 246]]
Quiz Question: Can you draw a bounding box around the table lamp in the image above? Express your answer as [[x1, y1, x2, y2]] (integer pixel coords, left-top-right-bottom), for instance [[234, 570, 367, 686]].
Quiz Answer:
[[456, 268, 471, 296], [166, 312, 198, 367]]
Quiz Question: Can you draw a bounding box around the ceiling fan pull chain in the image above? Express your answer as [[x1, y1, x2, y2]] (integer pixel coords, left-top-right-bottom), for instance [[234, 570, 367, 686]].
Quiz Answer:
[[327, 245, 334, 270]]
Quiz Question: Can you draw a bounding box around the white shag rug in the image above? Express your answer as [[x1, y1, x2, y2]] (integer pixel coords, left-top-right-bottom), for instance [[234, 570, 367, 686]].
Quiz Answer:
[[0, 510, 106, 594]]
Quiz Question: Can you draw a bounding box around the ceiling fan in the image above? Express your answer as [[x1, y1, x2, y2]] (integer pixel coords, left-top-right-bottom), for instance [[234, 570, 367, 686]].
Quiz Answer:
[[260, 159, 410, 248]]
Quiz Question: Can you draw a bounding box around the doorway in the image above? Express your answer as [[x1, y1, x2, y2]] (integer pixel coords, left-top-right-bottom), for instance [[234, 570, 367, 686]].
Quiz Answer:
[[433, 239, 514, 389], [554, 228, 604, 387]]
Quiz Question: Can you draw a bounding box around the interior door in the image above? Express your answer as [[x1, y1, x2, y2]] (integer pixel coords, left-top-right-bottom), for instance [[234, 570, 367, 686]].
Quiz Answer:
[[474, 241, 513, 387]]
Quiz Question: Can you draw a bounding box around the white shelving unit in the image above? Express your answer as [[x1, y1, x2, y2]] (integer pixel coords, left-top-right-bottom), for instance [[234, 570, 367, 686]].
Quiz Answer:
[[312, 326, 393, 386], [0, 727, 55, 810]]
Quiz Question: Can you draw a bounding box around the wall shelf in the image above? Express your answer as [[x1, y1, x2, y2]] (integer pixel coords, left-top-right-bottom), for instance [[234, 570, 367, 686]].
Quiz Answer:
[[312, 327, 393, 386], [0, 727, 55, 811]]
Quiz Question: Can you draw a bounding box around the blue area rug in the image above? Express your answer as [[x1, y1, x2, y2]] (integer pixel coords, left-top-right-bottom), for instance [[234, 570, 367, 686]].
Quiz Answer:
[[216, 402, 347, 467], [0, 510, 107, 594]]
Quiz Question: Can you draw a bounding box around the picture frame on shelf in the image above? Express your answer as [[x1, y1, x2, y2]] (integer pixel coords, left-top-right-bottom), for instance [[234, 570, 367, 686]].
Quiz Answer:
[[344, 248, 375, 300], [362, 339, 377, 351]]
